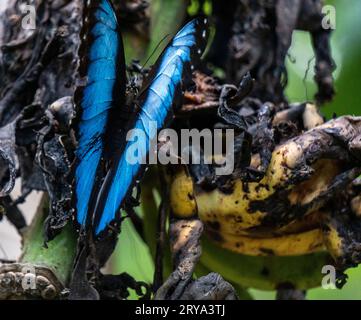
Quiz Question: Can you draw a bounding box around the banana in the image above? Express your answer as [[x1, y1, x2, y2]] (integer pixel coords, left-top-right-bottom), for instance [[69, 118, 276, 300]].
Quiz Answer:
[[169, 117, 361, 257], [141, 116, 361, 293], [142, 175, 332, 291], [205, 228, 325, 256], [170, 158, 341, 234], [272, 103, 324, 130], [169, 171, 197, 218]]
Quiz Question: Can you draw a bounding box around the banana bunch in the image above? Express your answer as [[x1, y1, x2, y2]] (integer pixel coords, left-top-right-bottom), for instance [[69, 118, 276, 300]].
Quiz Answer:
[[162, 106, 361, 291]]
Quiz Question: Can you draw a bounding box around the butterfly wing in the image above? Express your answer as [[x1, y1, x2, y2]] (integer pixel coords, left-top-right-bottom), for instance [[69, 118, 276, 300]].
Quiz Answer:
[[74, 0, 126, 228], [92, 18, 209, 236]]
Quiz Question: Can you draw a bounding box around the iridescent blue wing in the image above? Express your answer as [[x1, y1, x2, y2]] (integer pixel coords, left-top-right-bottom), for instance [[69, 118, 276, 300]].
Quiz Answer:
[[73, 0, 126, 229], [92, 18, 209, 237]]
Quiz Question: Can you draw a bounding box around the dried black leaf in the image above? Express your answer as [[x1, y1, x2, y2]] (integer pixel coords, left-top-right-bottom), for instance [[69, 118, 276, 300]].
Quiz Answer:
[[0, 120, 17, 197]]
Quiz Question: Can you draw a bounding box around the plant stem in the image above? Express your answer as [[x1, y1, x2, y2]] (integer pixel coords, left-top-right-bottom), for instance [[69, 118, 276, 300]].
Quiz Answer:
[[0, 194, 77, 299], [21, 194, 77, 285]]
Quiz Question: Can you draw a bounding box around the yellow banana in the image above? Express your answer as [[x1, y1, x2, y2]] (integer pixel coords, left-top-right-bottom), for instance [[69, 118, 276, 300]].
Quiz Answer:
[[205, 228, 325, 256], [170, 157, 341, 234]]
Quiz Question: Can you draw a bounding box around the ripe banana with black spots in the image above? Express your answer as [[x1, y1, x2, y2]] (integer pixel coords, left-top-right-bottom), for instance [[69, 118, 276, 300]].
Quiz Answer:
[[142, 113, 361, 292], [169, 116, 361, 263]]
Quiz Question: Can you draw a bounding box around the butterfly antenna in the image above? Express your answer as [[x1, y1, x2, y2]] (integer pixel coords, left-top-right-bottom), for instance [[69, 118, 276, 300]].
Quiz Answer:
[[141, 34, 170, 71]]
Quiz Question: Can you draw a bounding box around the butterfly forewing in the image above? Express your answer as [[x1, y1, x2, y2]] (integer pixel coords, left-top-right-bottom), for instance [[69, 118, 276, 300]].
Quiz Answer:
[[74, 0, 126, 229]]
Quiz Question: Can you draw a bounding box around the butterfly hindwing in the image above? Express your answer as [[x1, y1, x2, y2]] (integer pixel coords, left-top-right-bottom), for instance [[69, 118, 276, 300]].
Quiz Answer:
[[92, 18, 209, 237], [74, 0, 126, 228]]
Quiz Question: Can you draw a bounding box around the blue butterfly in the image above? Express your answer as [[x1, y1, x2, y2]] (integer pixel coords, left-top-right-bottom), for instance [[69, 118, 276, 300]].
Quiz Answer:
[[73, 0, 209, 238]]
